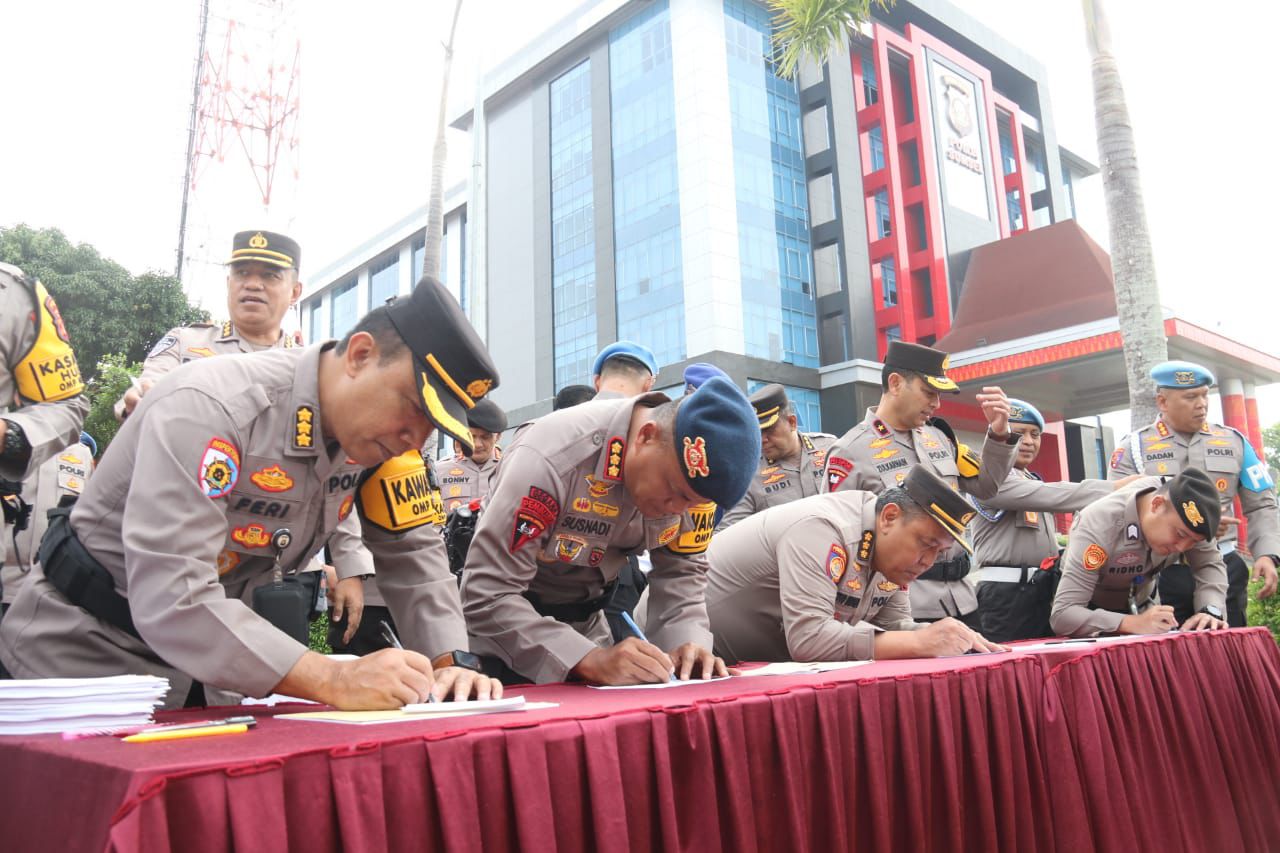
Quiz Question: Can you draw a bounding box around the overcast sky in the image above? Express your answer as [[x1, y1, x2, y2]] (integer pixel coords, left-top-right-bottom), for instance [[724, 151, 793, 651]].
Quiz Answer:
[[2, 0, 1276, 427]]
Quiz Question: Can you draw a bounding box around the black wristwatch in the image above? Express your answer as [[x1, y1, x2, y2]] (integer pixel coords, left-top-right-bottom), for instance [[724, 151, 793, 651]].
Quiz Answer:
[[987, 427, 1018, 445], [432, 650, 484, 673], [1199, 604, 1225, 621], [1, 420, 31, 465]]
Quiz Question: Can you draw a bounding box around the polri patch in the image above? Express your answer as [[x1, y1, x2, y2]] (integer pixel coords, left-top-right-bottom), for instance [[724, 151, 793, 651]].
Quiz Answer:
[[511, 486, 559, 552], [1083, 543, 1107, 571], [827, 456, 853, 491], [199, 437, 240, 498], [826, 544, 847, 583], [148, 334, 178, 358]]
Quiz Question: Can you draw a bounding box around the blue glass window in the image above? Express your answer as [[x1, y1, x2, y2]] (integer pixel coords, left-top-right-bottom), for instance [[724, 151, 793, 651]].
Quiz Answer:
[[724, 0, 818, 368], [874, 190, 891, 239], [551, 60, 597, 390], [747, 379, 822, 434], [330, 278, 357, 338], [611, 0, 684, 367], [1025, 135, 1047, 193], [861, 50, 878, 106], [885, 325, 901, 343], [998, 116, 1017, 176], [411, 234, 425, 283], [868, 125, 885, 171], [369, 253, 399, 308], [307, 300, 322, 344], [879, 257, 897, 307], [1006, 188, 1024, 231]]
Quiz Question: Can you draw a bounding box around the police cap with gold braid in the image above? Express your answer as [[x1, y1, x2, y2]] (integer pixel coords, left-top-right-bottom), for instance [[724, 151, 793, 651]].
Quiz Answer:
[[749, 383, 789, 430], [885, 341, 959, 393], [385, 276, 500, 455], [1167, 467, 1220, 540], [902, 466, 976, 554], [227, 230, 301, 271]]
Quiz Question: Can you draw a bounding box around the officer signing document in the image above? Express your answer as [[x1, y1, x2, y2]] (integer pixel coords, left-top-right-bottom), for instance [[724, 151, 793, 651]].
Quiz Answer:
[[0, 277, 504, 709]]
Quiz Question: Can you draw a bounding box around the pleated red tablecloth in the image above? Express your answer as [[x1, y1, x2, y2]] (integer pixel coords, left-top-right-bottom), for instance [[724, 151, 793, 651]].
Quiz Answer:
[[2, 629, 1277, 853]]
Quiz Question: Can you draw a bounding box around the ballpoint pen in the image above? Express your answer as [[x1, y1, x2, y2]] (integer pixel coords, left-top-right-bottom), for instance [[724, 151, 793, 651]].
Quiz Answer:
[[381, 620, 438, 702], [123, 720, 256, 744], [619, 611, 677, 682]]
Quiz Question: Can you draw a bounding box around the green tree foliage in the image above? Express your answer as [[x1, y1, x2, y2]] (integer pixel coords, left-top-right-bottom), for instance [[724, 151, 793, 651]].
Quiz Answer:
[[768, 0, 892, 80], [81, 354, 141, 454], [0, 224, 207, 384], [1263, 422, 1279, 472]]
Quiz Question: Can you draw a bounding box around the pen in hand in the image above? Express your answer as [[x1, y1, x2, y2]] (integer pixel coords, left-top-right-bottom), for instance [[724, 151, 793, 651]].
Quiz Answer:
[[380, 620, 438, 703], [619, 611, 676, 682]]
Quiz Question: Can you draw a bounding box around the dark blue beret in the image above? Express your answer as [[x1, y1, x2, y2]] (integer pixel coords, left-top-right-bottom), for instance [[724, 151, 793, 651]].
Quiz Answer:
[[592, 341, 657, 377], [672, 376, 760, 508], [683, 362, 729, 393], [1006, 398, 1045, 430], [1151, 360, 1215, 389]]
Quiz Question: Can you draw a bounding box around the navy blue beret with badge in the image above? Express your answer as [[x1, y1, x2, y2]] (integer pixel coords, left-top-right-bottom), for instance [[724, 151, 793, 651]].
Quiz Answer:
[[673, 376, 760, 509], [683, 362, 729, 394], [1167, 467, 1220, 540], [1007, 398, 1045, 430], [1151, 360, 1215, 390], [384, 276, 500, 455], [592, 341, 658, 377]]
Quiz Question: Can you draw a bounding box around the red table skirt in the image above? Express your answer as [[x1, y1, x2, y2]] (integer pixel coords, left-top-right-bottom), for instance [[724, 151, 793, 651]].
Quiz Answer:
[[2, 629, 1278, 852]]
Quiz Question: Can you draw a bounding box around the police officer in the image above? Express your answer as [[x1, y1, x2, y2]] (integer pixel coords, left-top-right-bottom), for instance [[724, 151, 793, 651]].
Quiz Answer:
[[823, 341, 1017, 627], [461, 377, 760, 685], [1, 263, 88, 589], [1050, 468, 1229, 637], [441, 397, 507, 512], [707, 466, 1005, 663], [115, 230, 304, 420], [970, 399, 1116, 642], [1110, 361, 1278, 627], [717, 383, 836, 530], [1, 278, 504, 709], [2, 432, 94, 613], [592, 341, 657, 400]]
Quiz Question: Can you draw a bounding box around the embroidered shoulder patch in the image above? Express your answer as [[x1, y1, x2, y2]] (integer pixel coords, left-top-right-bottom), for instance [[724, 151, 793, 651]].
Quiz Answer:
[[1109, 447, 1125, 470], [1083, 544, 1107, 571], [148, 333, 178, 358], [827, 456, 853, 491], [199, 437, 240, 498], [826, 544, 847, 583], [511, 486, 560, 552]]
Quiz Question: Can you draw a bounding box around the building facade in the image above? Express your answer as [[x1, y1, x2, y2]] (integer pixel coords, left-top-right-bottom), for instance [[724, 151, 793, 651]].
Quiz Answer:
[[302, 0, 1096, 436]]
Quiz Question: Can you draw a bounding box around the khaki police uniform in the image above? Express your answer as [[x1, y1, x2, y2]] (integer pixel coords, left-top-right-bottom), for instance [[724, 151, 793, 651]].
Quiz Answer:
[[1049, 477, 1228, 637], [1110, 415, 1280, 624], [114, 320, 298, 420], [822, 408, 1016, 619], [971, 470, 1112, 641], [0, 264, 88, 567], [706, 490, 919, 664], [1, 441, 93, 604], [461, 395, 717, 683], [0, 345, 465, 708], [716, 432, 836, 530], [439, 454, 499, 513]]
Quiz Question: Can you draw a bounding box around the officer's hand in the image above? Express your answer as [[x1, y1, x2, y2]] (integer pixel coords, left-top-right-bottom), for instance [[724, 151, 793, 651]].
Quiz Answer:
[[121, 379, 155, 418], [429, 666, 504, 702], [571, 637, 673, 685], [1252, 555, 1279, 600], [1120, 604, 1178, 634], [323, 564, 339, 603], [1180, 612, 1227, 632], [668, 642, 729, 680], [330, 576, 365, 645], [915, 618, 1009, 657], [274, 648, 434, 710], [1216, 515, 1241, 540], [976, 386, 1011, 437]]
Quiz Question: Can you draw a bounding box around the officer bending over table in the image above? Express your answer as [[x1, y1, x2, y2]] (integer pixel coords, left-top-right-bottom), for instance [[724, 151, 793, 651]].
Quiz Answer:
[[461, 377, 760, 685], [0, 278, 504, 709], [1050, 468, 1229, 638], [706, 466, 1005, 664]]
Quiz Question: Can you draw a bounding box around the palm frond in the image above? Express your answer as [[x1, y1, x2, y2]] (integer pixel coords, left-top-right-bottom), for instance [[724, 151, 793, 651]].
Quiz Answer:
[[768, 0, 893, 80]]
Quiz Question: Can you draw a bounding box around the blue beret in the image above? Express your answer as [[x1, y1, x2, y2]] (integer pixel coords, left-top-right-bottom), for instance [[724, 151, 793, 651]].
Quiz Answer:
[[683, 362, 729, 394], [592, 341, 657, 377], [1006, 398, 1044, 430], [79, 431, 97, 457], [673, 376, 760, 508], [1151, 360, 1215, 389]]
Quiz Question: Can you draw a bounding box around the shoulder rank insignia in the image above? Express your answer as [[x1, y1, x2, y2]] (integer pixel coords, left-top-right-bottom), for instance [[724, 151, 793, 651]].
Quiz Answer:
[[220, 320, 234, 338], [856, 530, 874, 563], [293, 406, 315, 450], [604, 436, 625, 481], [872, 418, 891, 438]]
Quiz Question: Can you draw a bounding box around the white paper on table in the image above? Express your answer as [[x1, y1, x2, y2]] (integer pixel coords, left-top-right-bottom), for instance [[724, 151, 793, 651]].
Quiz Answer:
[[735, 661, 873, 676], [588, 676, 734, 690], [277, 701, 558, 725], [1014, 634, 1166, 652], [402, 696, 526, 714]]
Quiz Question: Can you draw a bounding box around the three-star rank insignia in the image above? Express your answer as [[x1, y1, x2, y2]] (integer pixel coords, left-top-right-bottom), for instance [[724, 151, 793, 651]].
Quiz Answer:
[[826, 544, 847, 583], [604, 437, 625, 481], [293, 406, 315, 449], [683, 436, 710, 478], [857, 530, 874, 563]]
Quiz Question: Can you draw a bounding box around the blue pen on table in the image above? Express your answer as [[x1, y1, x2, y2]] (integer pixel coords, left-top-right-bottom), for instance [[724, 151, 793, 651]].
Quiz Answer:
[[380, 620, 438, 703], [619, 611, 677, 682]]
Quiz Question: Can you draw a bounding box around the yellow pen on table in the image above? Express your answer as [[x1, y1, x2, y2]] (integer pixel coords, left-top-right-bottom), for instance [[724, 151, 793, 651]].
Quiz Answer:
[[123, 720, 256, 744]]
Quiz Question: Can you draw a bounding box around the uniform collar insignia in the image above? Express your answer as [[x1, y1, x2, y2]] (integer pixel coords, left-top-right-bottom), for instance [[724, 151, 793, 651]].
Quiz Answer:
[[220, 320, 234, 339]]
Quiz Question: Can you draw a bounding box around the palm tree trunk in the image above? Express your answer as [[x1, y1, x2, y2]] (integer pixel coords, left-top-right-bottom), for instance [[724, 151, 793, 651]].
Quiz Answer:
[[422, 0, 464, 282], [1082, 0, 1167, 429]]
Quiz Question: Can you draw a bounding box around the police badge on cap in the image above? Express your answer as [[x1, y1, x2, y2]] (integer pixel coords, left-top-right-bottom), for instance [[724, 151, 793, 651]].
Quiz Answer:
[[227, 230, 301, 271], [902, 466, 975, 554], [884, 341, 959, 393], [384, 277, 500, 454], [1167, 467, 1220, 540]]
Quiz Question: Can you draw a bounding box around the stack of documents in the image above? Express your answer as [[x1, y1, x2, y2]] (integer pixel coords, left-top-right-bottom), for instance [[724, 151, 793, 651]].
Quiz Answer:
[[0, 674, 169, 735]]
